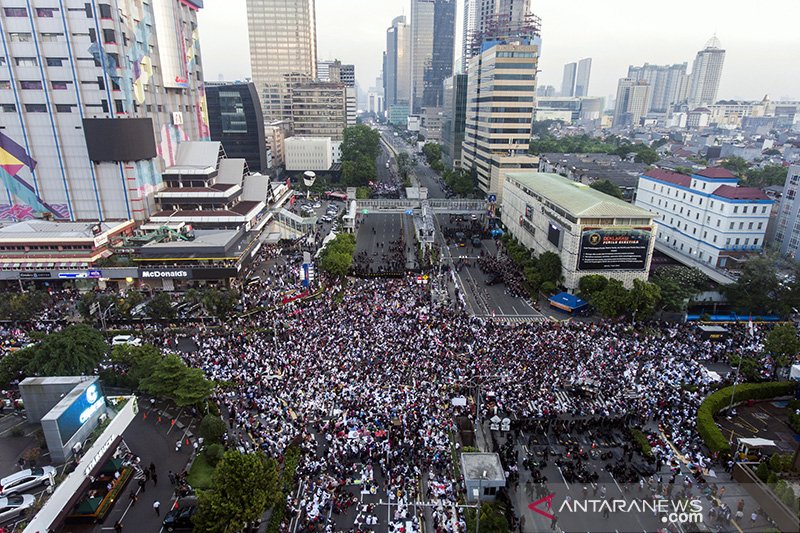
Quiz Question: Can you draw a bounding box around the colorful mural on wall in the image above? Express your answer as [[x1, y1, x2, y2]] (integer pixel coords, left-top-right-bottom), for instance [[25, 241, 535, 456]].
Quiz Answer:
[[0, 132, 69, 221]]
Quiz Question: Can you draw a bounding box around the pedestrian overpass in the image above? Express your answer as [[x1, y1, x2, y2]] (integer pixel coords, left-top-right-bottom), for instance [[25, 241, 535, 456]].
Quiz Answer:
[[357, 198, 486, 215]]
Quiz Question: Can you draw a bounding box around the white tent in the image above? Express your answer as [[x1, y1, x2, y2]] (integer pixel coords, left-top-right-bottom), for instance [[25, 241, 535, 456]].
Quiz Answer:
[[790, 364, 800, 380]]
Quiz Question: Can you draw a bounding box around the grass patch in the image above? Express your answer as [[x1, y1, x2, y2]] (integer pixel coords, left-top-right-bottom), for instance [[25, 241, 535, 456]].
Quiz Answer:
[[187, 453, 215, 490]]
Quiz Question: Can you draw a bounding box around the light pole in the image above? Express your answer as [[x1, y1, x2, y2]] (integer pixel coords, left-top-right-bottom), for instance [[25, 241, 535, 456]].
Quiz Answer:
[[476, 469, 487, 533]]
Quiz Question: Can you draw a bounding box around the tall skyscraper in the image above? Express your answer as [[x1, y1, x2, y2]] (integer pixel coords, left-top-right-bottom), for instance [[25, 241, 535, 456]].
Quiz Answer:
[[410, 0, 456, 114], [687, 36, 725, 108], [574, 58, 592, 97], [461, 34, 541, 201], [627, 63, 688, 114], [613, 78, 651, 127], [246, 0, 317, 122], [0, 0, 208, 222], [206, 82, 267, 174], [384, 16, 411, 110], [561, 62, 577, 97], [441, 74, 468, 167], [462, 0, 530, 71]]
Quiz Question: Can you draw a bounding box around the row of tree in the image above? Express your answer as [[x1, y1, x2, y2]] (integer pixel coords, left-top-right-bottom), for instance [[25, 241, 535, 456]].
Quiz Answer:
[[0, 325, 214, 407], [317, 233, 356, 278], [79, 287, 239, 322], [528, 132, 660, 164], [578, 276, 663, 319], [0, 290, 53, 321], [724, 255, 800, 317], [501, 236, 563, 295], [720, 156, 788, 187], [422, 143, 446, 173], [341, 125, 381, 187]]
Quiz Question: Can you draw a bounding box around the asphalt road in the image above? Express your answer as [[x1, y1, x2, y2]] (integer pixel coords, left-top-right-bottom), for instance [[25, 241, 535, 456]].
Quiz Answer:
[[379, 129, 449, 199], [355, 214, 411, 274]]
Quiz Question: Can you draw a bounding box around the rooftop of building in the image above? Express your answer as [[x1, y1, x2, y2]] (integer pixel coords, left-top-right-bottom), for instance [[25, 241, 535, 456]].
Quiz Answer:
[[642, 169, 771, 201], [506, 172, 655, 218], [694, 167, 737, 179], [713, 185, 771, 201], [642, 168, 692, 188], [461, 453, 505, 482], [0, 220, 131, 241], [163, 142, 222, 175]]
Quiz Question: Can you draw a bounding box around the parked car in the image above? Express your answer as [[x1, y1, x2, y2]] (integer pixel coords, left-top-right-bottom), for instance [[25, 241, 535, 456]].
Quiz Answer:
[[111, 335, 142, 347], [0, 466, 56, 495], [0, 494, 35, 523], [162, 504, 197, 531]]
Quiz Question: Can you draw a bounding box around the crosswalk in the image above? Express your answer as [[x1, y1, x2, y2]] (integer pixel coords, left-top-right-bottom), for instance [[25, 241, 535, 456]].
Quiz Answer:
[[486, 314, 548, 325]]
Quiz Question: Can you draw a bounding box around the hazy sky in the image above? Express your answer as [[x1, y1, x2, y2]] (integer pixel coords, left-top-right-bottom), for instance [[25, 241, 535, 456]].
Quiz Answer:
[[198, 0, 800, 101]]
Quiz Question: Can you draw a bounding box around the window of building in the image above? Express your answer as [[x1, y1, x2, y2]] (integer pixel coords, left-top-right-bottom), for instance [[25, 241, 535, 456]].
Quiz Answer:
[[102, 28, 116, 44], [98, 3, 113, 18], [25, 103, 47, 112], [40, 33, 63, 42], [710, 201, 714, 208], [3, 8, 27, 17], [739, 222, 744, 230], [55, 104, 74, 113], [757, 222, 763, 230], [743, 206, 748, 214], [748, 222, 753, 230], [762, 206, 767, 213], [51, 81, 70, 90], [703, 231, 707, 239], [46, 57, 67, 67], [19, 80, 43, 90], [9, 33, 33, 43], [0, 81, 10, 90], [754, 238, 759, 246], [36, 8, 57, 17], [744, 238, 749, 245], [0, 104, 16, 112], [15, 57, 38, 67], [733, 206, 738, 214], [726, 238, 731, 247], [114, 99, 124, 113], [713, 235, 717, 243], [729, 222, 734, 230]]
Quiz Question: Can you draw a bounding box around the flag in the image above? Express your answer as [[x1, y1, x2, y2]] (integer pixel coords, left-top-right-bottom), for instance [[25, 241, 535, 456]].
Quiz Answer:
[[748, 316, 754, 337]]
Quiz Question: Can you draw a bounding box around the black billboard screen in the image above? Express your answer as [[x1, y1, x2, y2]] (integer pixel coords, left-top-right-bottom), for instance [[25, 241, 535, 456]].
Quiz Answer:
[[577, 228, 651, 271], [83, 118, 156, 162], [547, 223, 561, 248]]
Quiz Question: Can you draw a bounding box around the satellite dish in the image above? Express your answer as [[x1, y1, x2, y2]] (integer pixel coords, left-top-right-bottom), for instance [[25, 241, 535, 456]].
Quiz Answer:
[[303, 171, 316, 187]]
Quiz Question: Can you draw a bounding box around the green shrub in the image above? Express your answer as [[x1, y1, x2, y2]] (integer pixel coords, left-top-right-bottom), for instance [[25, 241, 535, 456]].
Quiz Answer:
[[630, 429, 653, 457], [756, 461, 770, 482], [696, 381, 795, 456], [204, 443, 225, 467], [788, 400, 800, 433]]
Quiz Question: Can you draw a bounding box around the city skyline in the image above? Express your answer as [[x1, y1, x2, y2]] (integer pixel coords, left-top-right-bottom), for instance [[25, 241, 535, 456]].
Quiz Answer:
[[198, 0, 800, 103]]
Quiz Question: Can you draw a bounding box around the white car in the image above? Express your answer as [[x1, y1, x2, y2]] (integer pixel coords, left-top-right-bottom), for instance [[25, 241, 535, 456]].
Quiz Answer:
[[111, 335, 142, 347], [0, 466, 56, 495], [0, 494, 35, 523]]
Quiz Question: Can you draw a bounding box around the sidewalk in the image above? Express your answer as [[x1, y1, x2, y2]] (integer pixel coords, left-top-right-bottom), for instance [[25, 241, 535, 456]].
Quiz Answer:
[[74, 399, 199, 533]]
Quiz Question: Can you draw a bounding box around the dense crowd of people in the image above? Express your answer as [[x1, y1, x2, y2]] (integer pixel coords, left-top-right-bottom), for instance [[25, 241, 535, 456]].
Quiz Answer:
[[171, 272, 765, 532]]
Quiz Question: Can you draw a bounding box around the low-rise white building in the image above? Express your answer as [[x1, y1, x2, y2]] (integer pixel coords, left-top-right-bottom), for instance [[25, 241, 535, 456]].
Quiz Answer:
[[635, 167, 773, 277], [502, 172, 657, 291], [284, 137, 333, 172]]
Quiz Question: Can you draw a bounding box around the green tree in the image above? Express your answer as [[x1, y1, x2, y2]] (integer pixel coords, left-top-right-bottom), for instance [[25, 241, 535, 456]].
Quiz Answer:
[[589, 179, 625, 199], [465, 503, 510, 533], [650, 266, 707, 312], [590, 279, 629, 318], [721, 156, 750, 177], [537, 251, 563, 285], [146, 292, 176, 320], [763, 324, 800, 377], [140, 354, 213, 407], [578, 274, 609, 300], [626, 279, 662, 320], [634, 147, 659, 164], [193, 450, 279, 533], [0, 325, 107, 382], [115, 290, 143, 319], [202, 288, 240, 319], [318, 233, 356, 278], [101, 344, 162, 389], [724, 256, 784, 315], [744, 165, 788, 187], [341, 125, 380, 186], [198, 414, 227, 444]]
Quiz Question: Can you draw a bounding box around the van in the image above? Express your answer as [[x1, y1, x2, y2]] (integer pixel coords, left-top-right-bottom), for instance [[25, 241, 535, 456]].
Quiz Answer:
[[111, 335, 142, 347]]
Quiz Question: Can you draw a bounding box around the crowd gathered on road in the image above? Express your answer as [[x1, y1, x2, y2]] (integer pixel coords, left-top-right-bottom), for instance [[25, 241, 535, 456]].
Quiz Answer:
[[0, 231, 774, 532]]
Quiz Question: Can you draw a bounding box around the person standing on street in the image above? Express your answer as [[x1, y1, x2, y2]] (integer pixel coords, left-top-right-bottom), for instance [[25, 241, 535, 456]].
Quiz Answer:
[[153, 500, 160, 516]]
